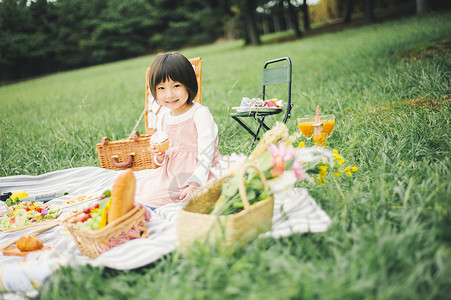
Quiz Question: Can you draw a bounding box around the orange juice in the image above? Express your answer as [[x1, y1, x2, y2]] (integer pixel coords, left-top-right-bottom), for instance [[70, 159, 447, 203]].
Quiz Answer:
[[313, 123, 328, 147], [323, 120, 335, 136], [298, 122, 314, 139], [313, 132, 327, 147]]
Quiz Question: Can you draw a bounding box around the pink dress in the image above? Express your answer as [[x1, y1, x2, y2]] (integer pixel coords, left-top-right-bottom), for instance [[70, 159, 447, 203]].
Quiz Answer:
[[135, 105, 219, 207]]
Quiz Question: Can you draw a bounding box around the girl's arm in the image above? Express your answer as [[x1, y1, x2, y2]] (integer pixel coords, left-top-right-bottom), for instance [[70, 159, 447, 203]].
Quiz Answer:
[[187, 106, 218, 187], [152, 109, 169, 165]]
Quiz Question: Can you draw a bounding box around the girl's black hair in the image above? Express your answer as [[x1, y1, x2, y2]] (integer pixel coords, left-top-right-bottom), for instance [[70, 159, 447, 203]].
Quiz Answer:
[[149, 53, 198, 104]]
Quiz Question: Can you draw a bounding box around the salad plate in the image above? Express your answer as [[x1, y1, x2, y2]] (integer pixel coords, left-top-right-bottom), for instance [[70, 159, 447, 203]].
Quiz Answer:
[[0, 201, 62, 232]]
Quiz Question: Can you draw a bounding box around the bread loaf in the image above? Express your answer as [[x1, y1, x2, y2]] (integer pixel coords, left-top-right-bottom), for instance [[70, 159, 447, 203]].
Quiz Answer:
[[16, 234, 44, 251], [108, 169, 136, 224]]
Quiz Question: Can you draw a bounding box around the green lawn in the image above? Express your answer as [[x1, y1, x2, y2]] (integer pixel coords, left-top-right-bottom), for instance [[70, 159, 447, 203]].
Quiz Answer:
[[1, 13, 450, 299]]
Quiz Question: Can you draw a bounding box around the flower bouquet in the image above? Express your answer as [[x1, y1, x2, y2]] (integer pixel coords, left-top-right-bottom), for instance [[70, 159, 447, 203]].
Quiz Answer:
[[210, 123, 357, 216], [176, 122, 357, 252]]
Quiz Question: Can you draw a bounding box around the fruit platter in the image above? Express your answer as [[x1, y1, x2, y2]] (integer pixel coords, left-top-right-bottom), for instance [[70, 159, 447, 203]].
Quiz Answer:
[[63, 190, 111, 231], [62, 193, 100, 208], [232, 97, 283, 113], [0, 201, 62, 232]]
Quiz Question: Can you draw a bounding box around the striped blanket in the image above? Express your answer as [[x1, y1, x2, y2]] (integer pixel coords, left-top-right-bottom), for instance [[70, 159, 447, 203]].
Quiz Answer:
[[0, 154, 331, 292]]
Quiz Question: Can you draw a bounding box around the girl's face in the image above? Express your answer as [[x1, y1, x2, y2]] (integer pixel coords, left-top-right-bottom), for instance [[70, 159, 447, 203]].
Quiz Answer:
[[156, 79, 191, 116]]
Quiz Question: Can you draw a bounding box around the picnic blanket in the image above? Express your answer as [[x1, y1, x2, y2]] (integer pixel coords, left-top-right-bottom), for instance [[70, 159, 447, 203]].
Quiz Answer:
[[0, 154, 332, 293]]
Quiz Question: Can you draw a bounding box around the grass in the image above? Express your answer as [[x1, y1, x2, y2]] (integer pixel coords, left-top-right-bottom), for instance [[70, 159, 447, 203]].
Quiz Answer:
[[1, 12, 451, 300]]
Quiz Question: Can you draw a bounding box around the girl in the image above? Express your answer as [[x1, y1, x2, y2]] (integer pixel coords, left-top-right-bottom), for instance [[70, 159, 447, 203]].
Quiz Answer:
[[135, 53, 220, 209]]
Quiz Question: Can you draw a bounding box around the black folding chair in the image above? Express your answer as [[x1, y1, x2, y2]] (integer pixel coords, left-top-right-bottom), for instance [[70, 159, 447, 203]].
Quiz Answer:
[[231, 57, 292, 147]]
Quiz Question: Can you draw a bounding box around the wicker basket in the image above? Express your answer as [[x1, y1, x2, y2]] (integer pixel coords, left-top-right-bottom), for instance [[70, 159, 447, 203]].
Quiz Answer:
[[63, 206, 149, 258], [96, 131, 157, 171], [177, 163, 274, 252]]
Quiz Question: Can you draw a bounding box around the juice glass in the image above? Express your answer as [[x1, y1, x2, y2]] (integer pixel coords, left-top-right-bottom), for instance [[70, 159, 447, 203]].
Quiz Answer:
[[319, 114, 335, 137], [297, 116, 316, 139], [313, 123, 327, 147]]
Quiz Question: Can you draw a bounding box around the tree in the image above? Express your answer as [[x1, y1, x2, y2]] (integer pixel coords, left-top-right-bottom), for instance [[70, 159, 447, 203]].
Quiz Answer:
[[286, 0, 302, 37], [416, 0, 428, 15], [242, 0, 261, 45], [343, 0, 375, 24], [301, 0, 310, 30]]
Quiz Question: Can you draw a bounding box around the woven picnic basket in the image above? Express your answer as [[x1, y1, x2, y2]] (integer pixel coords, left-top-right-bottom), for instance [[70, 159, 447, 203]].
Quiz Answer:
[[63, 206, 149, 259], [177, 163, 274, 252], [96, 131, 156, 171]]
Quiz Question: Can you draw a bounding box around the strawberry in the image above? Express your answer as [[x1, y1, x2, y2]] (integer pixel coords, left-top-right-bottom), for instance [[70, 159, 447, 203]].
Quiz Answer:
[[264, 100, 278, 107], [80, 214, 92, 223]]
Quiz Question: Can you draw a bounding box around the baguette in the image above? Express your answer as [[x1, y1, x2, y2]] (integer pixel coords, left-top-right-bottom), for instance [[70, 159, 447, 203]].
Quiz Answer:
[[108, 169, 136, 224]]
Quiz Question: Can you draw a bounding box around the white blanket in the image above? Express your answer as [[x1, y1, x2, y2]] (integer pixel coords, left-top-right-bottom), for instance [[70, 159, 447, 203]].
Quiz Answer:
[[0, 154, 331, 292]]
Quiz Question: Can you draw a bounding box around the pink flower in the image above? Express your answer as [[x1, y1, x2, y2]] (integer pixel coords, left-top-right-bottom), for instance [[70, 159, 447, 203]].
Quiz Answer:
[[267, 141, 305, 180], [268, 142, 297, 177], [268, 142, 296, 162], [270, 156, 286, 177], [292, 159, 305, 180]]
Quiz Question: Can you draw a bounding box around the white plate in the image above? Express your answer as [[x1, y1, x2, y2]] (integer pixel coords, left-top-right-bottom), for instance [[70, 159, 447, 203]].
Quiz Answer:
[[232, 107, 282, 113]]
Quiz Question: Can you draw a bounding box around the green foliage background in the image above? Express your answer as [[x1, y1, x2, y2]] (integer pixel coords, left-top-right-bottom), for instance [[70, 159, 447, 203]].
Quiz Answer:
[[0, 0, 227, 81]]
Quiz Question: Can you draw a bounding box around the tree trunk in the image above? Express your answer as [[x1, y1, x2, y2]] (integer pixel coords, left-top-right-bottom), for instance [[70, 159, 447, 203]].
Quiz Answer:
[[416, 0, 428, 15], [274, 15, 280, 32], [286, 0, 302, 37], [302, 0, 310, 30], [243, 0, 260, 45], [364, 0, 376, 23], [344, 0, 355, 23]]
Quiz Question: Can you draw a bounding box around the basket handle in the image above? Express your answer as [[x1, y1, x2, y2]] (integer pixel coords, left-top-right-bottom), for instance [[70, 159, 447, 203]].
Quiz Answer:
[[100, 137, 111, 146], [131, 131, 140, 142], [238, 163, 269, 210], [111, 153, 135, 169], [100, 132, 140, 146]]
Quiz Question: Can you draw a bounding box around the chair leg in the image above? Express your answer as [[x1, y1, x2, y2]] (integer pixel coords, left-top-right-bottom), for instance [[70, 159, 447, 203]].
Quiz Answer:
[[231, 116, 260, 142], [254, 116, 265, 140]]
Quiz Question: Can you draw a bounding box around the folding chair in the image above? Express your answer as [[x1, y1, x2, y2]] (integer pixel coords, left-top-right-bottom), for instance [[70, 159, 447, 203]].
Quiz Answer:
[[144, 57, 202, 134], [231, 57, 292, 147]]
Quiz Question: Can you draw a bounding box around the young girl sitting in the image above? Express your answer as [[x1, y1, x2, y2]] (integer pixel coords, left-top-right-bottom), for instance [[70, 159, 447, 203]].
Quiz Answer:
[[135, 52, 220, 209]]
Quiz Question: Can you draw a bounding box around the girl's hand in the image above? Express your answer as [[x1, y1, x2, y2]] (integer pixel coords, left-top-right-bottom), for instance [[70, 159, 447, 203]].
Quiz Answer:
[[179, 182, 200, 200], [150, 144, 165, 164], [135, 202, 152, 221]]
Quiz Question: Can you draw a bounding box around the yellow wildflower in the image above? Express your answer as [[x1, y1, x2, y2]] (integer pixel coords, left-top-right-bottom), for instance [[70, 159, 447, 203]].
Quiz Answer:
[[346, 171, 352, 177], [316, 177, 326, 184], [318, 164, 328, 172], [344, 166, 351, 172], [333, 171, 342, 177], [298, 141, 305, 148], [334, 154, 345, 166], [318, 164, 328, 178], [352, 166, 358, 172], [333, 149, 339, 154]]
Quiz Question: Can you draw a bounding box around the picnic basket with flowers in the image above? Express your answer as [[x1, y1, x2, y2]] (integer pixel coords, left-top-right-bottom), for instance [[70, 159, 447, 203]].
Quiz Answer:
[[177, 122, 357, 252], [63, 169, 149, 258], [176, 122, 295, 251], [177, 162, 274, 252]]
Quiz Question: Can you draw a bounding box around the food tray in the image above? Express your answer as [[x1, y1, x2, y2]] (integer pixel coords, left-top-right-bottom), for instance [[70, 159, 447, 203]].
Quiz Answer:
[[232, 107, 282, 113]]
